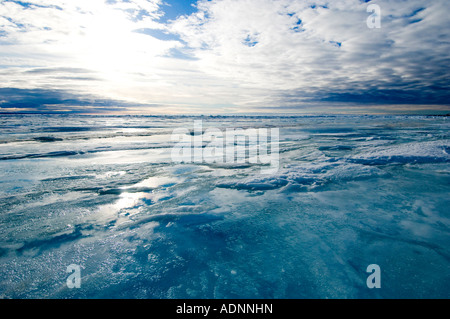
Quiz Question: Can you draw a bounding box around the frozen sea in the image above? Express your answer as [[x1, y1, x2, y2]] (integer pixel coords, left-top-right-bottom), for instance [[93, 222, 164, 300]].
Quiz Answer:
[[0, 114, 449, 298]]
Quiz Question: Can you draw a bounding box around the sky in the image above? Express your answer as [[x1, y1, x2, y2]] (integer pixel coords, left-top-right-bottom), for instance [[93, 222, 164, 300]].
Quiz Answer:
[[0, 0, 449, 114]]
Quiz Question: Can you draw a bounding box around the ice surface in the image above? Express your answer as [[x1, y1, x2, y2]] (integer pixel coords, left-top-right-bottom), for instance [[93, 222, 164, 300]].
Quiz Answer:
[[349, 140, 450, 165], [0, 114, 449, 298]]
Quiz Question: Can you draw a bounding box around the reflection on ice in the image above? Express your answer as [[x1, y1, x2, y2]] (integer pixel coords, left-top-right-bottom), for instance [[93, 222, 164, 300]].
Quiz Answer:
[[130, 176, 181, 189], [95, 175, 183, 227]]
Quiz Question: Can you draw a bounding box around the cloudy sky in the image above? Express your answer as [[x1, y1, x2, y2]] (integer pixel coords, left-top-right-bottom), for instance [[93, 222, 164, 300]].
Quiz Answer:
[[0, 0, 449, 114]]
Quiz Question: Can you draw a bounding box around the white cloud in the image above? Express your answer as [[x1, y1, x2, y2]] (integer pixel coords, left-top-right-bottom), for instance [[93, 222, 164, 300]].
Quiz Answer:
[[0, 0, 449, 113]]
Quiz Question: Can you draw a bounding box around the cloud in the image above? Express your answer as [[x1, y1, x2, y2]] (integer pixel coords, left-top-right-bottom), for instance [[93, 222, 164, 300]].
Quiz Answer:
[[169, 0, 450, 108], [24, 67, 94, 74], [0, 87, 157, 113], [0, 0, 449, 113]]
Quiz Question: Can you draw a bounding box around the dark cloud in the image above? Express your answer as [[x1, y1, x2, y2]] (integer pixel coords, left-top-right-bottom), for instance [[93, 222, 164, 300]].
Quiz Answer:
[[319, 89, 450, 105], [0, 88, 153, 113], [24, 67, 94, 74]]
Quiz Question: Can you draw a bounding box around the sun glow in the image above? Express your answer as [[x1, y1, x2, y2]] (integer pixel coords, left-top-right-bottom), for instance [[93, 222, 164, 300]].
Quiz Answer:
[[60, 2, 172, 84]]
